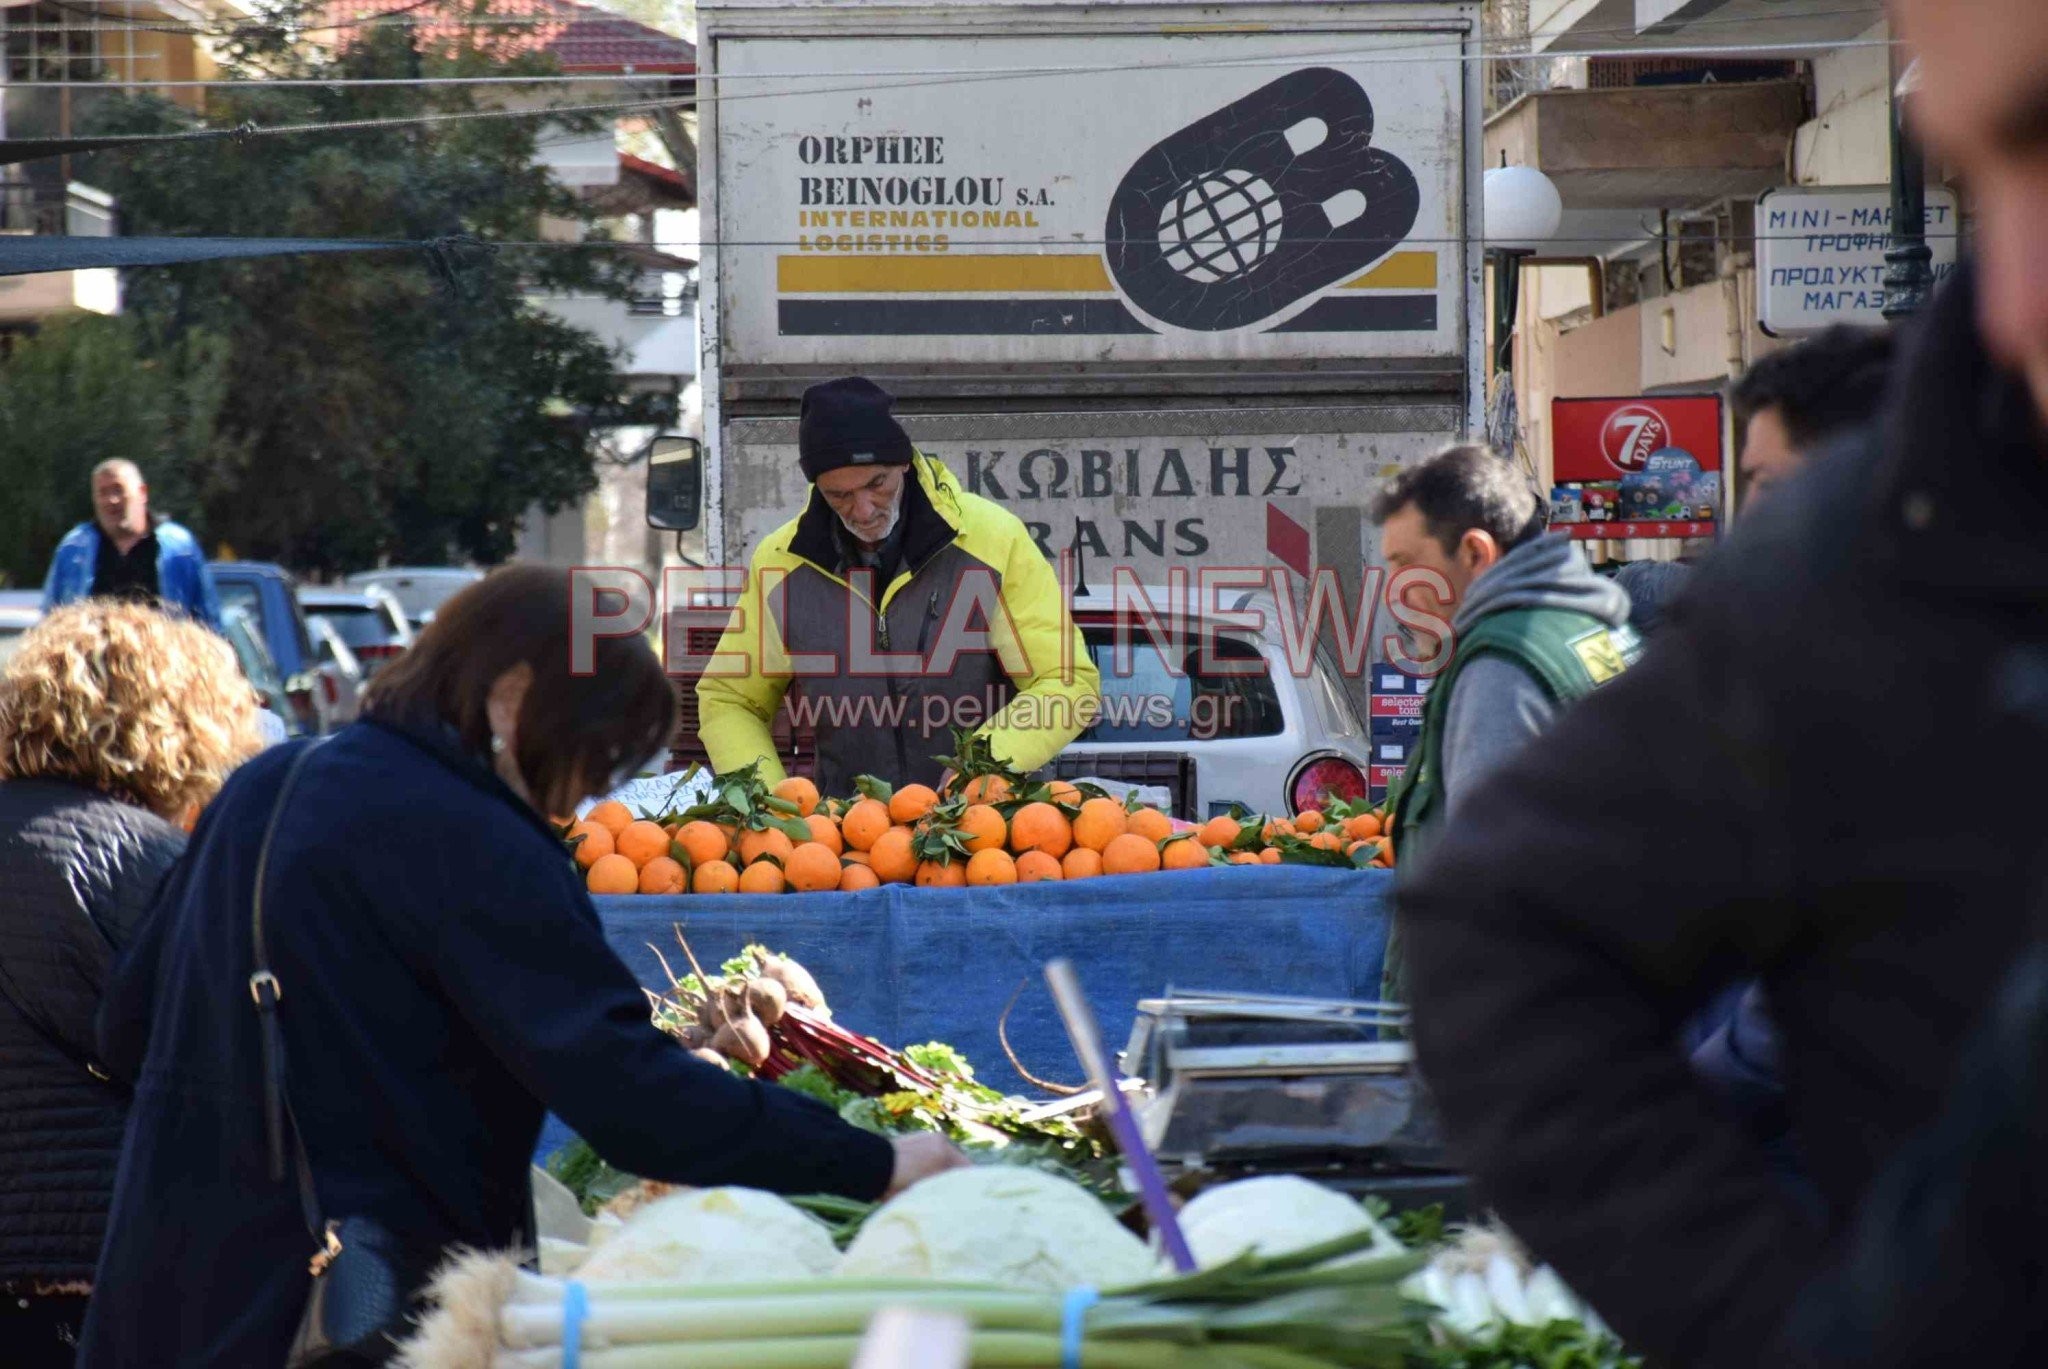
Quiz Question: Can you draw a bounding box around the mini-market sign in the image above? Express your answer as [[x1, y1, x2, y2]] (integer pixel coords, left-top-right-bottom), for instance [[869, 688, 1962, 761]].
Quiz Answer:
[[1756, 185, 1960, 335]]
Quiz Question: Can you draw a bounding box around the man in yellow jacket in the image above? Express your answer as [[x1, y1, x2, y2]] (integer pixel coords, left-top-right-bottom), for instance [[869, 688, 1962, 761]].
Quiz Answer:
[[698, 377, 1099, 794]]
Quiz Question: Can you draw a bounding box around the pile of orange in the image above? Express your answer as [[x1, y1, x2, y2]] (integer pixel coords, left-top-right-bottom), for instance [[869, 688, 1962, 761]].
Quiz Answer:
[[567, 776, 1392, 897]]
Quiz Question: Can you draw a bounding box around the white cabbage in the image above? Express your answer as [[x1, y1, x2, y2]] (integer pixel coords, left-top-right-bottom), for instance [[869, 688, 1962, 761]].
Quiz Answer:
[[837, 1166, 1158, 1292], [573, 1188, 841, 1283], [1177, 1175, 1404, 1269]]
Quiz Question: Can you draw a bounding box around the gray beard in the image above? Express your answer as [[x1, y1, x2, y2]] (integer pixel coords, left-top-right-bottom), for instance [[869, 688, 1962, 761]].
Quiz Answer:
[[839, 489, 903, 548]]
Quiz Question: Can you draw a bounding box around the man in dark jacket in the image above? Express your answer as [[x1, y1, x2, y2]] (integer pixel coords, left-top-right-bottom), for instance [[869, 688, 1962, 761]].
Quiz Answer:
[[41, 459, 223, 633], [1374, 444, 1638, 997], [1399, 49, 2048, 1368]]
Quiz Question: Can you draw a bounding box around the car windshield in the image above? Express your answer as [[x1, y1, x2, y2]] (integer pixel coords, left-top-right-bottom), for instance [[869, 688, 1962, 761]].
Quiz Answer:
[[223, 610, 284, 693], [217, 579, 262, 628], [219, 576, 314, 664], [1078, 628, 1284, 742], [312, 602, 401, 648]]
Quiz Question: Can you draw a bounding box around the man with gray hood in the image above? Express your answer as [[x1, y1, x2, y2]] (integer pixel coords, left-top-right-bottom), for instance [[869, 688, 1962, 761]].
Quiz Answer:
[[1374, 443, 1638, 996]]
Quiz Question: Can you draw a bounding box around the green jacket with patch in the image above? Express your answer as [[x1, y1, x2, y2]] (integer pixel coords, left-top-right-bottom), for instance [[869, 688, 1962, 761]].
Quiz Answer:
[[697, 453, 1099, 796], [1383, 589, 1640, 1002]]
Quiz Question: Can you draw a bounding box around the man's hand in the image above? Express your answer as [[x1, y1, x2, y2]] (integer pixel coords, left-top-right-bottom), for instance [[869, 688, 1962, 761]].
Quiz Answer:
[[884, 1133, 970, 1197]]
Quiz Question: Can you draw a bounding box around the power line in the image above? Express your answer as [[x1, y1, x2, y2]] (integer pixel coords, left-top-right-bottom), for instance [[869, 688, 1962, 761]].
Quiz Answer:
[[7, 0, 1880, 45], [0, 91, 690, 164], [0, 33, 1898, 91]]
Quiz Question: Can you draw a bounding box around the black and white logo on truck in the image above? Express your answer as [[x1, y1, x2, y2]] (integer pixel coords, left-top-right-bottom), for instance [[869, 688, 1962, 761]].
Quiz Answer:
[[1104, 68, 1423, 333]]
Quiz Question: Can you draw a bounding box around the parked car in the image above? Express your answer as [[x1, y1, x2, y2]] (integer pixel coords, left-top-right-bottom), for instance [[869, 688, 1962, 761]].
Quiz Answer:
[[343, 567, 483, 631], [208, 562, 331, 735], [1058, 587, 1373, 818], [303, 615, 366, 728], [220, 604, 299, 741], [0, 589, 41, 669], [299, 585, 413, 679], [663, 585, 1373, 820]]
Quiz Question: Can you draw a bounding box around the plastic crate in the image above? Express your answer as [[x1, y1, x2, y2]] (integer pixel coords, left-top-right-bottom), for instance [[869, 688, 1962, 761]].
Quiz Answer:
[[1039, 750, 1198, 819]]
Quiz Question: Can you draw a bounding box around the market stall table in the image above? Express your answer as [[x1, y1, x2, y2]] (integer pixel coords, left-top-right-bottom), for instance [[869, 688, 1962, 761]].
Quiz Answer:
[[536, 866, 1392, 1161]]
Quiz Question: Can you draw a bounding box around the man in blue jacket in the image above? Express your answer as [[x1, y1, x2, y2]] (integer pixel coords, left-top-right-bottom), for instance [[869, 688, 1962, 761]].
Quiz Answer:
[[41, 459, 223, 632]]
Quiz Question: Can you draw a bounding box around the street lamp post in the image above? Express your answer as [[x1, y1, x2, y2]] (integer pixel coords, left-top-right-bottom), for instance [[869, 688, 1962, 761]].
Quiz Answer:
[[1883, 54, 1933, 321], [1482, 164, 1564, 379]]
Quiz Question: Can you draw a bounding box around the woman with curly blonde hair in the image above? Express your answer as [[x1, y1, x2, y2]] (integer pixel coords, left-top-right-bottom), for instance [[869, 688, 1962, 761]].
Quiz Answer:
[[0, 600, 262, 1364]]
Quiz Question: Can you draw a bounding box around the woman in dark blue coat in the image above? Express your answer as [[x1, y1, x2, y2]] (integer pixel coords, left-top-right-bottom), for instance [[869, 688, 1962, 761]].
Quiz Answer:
[[79, 566, 961, 1367]]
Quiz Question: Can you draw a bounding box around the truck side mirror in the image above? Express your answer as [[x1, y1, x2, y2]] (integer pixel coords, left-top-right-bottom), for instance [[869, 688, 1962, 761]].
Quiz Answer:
[[645, 434, 704, 532]]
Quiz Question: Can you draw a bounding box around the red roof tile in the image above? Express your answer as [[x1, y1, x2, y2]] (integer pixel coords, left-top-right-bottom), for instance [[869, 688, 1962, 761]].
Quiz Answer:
[[327, 0, 695, 75]]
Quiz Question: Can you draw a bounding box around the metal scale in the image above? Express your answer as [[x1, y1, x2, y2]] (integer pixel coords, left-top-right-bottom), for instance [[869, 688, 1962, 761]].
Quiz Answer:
[[1119, 990, 1468, 1215]]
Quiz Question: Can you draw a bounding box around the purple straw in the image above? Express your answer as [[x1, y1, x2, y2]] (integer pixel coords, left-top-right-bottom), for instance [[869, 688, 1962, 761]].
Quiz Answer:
[[1044, 958, 1198, 1273]]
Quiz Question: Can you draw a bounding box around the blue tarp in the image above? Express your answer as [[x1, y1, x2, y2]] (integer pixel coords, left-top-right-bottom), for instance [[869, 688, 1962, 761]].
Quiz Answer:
[[537, 866, 1393, 1162]]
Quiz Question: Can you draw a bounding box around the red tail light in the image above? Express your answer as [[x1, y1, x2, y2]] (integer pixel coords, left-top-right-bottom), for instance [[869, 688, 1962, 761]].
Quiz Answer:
[[321, 674, 339, 707], [1290, 756, 1368, 814], [355, 644, 404, 661]]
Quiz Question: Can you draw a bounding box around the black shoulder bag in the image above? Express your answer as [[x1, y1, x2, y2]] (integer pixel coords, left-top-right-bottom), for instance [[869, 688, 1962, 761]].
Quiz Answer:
[[247, 742, 436, 1367]]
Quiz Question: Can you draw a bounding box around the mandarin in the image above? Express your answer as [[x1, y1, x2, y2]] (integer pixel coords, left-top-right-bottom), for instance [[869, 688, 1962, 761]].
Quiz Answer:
[[803, 812, 844, 855], [1015, 850, 1064, 882], [1343, 812, 1384, 841], [737, 826, 795, 866], [1061, 847, 1103, 879], [691, 859, 740, 894], [1101, 833, 1162, 875], [889, 784, 940, 825], [738, 861, 787, 894], [1008, 802, 1073, 859], [838, 861, 880, 892], [772, 776, 820, 817], [676, 820, 730, 867], [567, 821, 613, 869], [916, 858, 967, 888], [1162, 837, 1210, 871], [960, 774, 1011, 804], [585, 853, 639, 895], [585, 800, 633, 835], [615, 820, 671, 868], [958, 803, 1008, 853], [841, 798, 892, 851], [637, 856, 687, 894], [1127, 807, 1173, 843], [868, 827, 919, 883], [1072, 798, 1128, 852], [1198, 815, 1242, 849], [965, 849, 1018, 886], [784, 842, 843, 893]]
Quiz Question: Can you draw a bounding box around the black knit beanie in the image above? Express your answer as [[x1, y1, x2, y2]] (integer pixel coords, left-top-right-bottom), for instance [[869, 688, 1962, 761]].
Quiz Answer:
[[797, 377, 915, 480]]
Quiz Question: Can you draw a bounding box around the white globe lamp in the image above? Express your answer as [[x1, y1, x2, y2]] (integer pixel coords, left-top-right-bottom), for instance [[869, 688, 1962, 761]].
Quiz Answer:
[[1483, 164, 1564, 250], [1482, 164, 1562, 379]]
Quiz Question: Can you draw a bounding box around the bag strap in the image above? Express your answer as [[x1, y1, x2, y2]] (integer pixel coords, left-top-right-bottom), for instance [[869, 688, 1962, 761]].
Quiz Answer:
[[246, 740, 337, 1268]]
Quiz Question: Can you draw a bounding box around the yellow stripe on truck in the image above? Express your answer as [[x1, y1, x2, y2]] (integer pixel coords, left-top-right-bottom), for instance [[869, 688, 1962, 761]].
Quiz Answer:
[[778, 255, 1116, 294], [1339, 251, 1438, 291]]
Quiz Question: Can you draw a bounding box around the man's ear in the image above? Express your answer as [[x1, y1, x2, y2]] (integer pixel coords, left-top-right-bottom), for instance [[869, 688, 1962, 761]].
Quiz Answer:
[[1458, 529, 1501, 573]]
